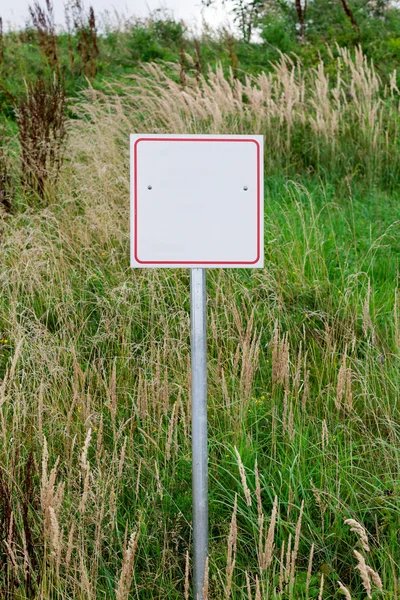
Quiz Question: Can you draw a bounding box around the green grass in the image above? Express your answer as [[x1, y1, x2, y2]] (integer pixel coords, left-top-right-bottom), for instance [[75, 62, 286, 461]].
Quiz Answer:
[[0, 162, 398, 597], [0, 24, 399, 600]]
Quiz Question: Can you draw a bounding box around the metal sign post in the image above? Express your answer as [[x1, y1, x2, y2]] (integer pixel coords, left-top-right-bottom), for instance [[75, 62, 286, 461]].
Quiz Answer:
[[190, 268, 208, 599], [130, 133, 264, 600]]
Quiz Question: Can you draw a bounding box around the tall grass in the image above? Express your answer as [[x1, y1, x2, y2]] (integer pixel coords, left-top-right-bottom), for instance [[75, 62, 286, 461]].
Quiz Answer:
[[0, 46, 399, 598]]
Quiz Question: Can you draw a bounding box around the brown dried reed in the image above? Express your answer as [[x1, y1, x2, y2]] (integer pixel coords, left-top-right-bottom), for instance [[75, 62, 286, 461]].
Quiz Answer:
[[338, 581, 352, 600], [259, 495, 278, 571], [29, 0, 59, 69], [115, 529, 140, 600], [225, 494, 237, 599], [272, 323, 290, 387], [234, 446, 252, 507], [353, 550, 372, 598], [335, 345, 353, 410], [305, 543, 314, 596], [0, 141, 12, 213], [344, 518, 370, 552], [69, 0, 99, 77], [16, 75, 66, 202], [184, 550, 190, 600]]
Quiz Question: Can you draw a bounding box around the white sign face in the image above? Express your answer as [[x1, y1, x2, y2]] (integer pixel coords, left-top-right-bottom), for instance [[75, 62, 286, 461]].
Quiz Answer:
[[130, 134, 264, 268]]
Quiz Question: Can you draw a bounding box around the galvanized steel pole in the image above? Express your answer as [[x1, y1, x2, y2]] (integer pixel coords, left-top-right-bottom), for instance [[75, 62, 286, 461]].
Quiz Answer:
[[190, 268, 208, 600]]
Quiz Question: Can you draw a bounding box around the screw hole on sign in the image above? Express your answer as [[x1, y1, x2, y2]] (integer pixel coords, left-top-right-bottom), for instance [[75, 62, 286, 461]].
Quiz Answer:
[[243, 186, 248, 191], [148, 185, 152, 190]]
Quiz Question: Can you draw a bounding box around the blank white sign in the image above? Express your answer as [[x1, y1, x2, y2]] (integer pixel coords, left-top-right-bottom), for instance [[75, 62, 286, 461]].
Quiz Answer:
[[130, 134, 263, 268]]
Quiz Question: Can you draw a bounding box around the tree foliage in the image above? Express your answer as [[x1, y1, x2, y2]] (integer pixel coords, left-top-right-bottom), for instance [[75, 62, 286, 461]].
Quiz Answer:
[[203, 0, 399, 45]]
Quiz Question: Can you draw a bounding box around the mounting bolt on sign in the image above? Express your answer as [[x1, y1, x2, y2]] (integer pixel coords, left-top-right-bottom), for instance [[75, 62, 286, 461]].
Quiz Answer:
[[130, 134, 264, 599]]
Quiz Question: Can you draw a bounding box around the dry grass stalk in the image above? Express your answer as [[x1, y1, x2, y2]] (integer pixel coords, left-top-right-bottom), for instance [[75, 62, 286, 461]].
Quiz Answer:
[[118, 436, 127, 478], [41, 435, 49, 506], [65, 522, 75, 568], [234, 447, 252, 506], [20, 528, 30, 583], [108, 359, 117, 425], [346, 367, 353, 410], [272, 323, 290, 387], [80, 551, 93, 598], [290, 500, 304, 581], [344, 518, 370, 552], [306, 543, 314, 596], [178, 395, 188, 441], [366, 565, 383, 592], [285, 533, 292, 584], [5, 511, 17, 569], [38, 380, 44, 438], [162, 365, 170, 417], [255, 575, 261, 600], [221, 368, 231, 414], [202, 556, 209, 600], [318, 573, 324, 599], [81, 427, 92, 472], [245, 571, 252, 600], [109, 485, 117, 527], [282, 392, 295, 441], [363, 280, 376, 343], [257, 511, 264, 565], [336, 346, 352, 410], [279, 539, 285, 593], [322, 419, 329, 449], [9, 338, 24, 385], [254, 459, 263, 528], [287, 486, 294, 520], [282, 388, 288, 432], [48, 505, 62, 576], [288, 398, 294, 440], [293, 341, 303, 392], [335, 345, 347, 409], [166, 400, 179, 461], [41, 437, 64, 545], [353, 550, 372, 598], [238, 317, 261, 405], [137, 372, 148, 419], [79, 428, 92, 513], [95, 414, 104, 465], [301, 366, 310, 412], [79, 466, 90, 513], [260, 496, 278, 571], [225, 495, 237, 599], [338, 581, 352, 599], [184, 550, 190, 600], [154, 460, 163, 499], [115, 530, 140, 600], [135, 457, 142, 497]]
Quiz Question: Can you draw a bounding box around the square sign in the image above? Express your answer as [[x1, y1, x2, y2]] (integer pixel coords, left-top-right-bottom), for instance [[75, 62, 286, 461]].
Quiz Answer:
[[130, 134, 264, 268]]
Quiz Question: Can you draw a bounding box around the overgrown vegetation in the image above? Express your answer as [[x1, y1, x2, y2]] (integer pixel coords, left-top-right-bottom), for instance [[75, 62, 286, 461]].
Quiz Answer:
[[16, 75, 66, 203], [0, 1, 399, 598]]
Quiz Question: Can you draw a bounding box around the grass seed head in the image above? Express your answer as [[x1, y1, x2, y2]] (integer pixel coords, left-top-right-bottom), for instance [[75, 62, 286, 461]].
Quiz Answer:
[[344, 519, 370, 552]]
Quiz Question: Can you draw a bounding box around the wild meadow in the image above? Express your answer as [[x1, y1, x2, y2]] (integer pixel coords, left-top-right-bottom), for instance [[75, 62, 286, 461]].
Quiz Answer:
[[0, 4, 399, 599]]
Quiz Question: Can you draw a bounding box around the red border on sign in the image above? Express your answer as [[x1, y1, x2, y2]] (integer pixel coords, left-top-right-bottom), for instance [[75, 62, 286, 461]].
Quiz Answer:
[[133, 137, 261, 265]]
